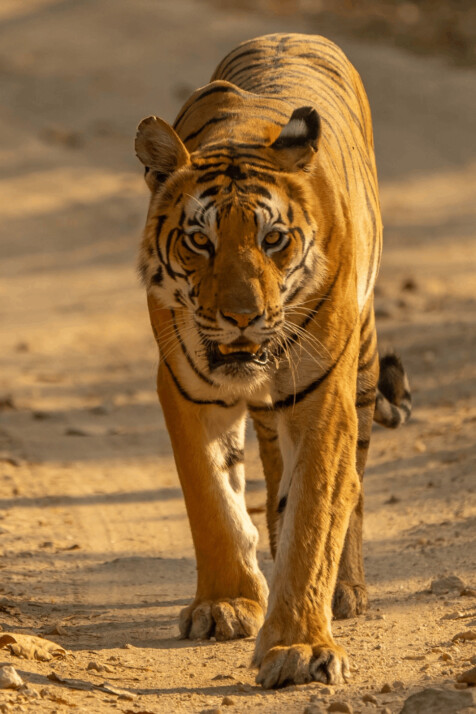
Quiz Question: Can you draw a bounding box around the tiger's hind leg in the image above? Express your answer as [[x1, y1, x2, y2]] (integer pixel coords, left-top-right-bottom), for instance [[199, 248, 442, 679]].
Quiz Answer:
[[250, 409, 283, 558], [333, 301, 379, 619]]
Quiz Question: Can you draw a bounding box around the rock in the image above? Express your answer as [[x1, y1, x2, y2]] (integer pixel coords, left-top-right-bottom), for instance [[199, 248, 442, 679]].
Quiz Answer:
[[453, 630, 476, 642], [380, 683, 392, 693], [440, 653, 453, 661], [327, 703, 353, 713], [20, 686, 39, 699], [87, 660, 113, 673], [212, 674, 234, 681], [200, 709, 223, 714], [460, 588, 476, 597], [362, 693, 378, 703], [381, 709, 391, 714], [0, 666, 23, 689], [399, 687, 476, 713], [304, 706, 326, 714], [221, 697, 235, 706], [431, 576, 465, 595], [454, 682, 468, 689], [457, 666, 476, 685], [393, 680, 405, 690]]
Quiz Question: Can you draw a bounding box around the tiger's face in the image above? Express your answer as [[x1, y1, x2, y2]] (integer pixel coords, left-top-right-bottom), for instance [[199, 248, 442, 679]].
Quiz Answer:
[[136, 109, 328, 388]]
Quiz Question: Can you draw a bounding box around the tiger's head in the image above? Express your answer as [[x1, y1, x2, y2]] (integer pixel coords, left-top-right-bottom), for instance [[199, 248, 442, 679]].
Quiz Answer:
[[136, 106, 331, 390]]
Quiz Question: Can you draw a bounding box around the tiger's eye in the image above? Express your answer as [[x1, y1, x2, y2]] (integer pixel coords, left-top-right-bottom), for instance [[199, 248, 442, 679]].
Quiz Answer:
[[190, 232, 209, 247], [264, 231, 282, 246]]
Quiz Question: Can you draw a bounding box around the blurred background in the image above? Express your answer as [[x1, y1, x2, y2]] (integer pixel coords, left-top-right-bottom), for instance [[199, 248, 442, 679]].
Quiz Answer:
[[0, 2, 475, 709]]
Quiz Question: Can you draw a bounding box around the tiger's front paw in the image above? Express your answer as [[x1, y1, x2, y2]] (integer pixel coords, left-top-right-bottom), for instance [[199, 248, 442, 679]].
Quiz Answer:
[[333, 580, 368, 619], [254, 642, 350, 689], [179, 597, 264, 641]]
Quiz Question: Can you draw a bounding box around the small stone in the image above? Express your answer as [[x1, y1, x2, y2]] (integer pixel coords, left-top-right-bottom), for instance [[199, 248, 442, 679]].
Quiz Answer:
[[304, 706, 325, 714], [200, 709, 223, 714], [362, 693, 377, 703], [401, 277, 418, 291], [460, 588, 476, 597], [393, 680, 404, 689], [430, 575, 465, 595], [453, 630, 476, 642], [404, 654, 426, 661], [457, 666, 476, 685], [315, 686, 333, 695], [380, 682, 392, 693], [212, 674, 234, 681], [20, 686, 39, 699], [381, 709, 391, 714], [384, 495, 400, 505], [414, 440, 427, 453], [399, 687, 476, 712], [440, 653, 453, 661], [327, 703, 353, 713], [221, 697, 235, 706], [454, 682, 468, 689], [0, 666, 23, 689]]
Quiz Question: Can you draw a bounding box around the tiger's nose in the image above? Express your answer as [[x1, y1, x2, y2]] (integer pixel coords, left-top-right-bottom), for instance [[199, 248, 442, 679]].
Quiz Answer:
[[220, 310, 264, 329]]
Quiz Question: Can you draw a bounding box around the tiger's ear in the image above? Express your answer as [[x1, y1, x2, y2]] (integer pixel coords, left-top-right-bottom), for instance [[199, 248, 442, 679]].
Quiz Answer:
[[135, 116, 190, 191], [271, 106, 320, 171]]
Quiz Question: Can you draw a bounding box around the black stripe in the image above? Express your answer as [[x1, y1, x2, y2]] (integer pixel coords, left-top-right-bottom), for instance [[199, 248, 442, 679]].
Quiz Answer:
[[174, 84, 244, 130], [251, 324, 356, 412], [224, 446, 245, 469], [277, 496, 287, 514], [163, 358, 238, 408]]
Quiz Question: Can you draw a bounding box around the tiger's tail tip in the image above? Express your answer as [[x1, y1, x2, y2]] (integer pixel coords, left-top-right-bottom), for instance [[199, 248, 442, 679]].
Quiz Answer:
[[373, 352, 412, 429]]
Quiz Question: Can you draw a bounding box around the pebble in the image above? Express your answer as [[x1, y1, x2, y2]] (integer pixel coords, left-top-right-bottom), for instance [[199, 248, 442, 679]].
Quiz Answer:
[[457, 665, 476, 685], [221, 697, 235, 706], [315, 686, 333, 695], [454, 682, 468, 689], [430, 575, 465, 595], [381, 709, 391, 714], [452, 630, 476, 642], [439, 652, 453, 661], [0, 666, 23, 689], [460, 587, 476, 597], [200, 709, 222, 714], [327, 702, 353, 713], [362, 693, 377, 703], [380, 682, 392, 693], [303, 706, 325, 714], [399, 687, 476, 713], [20, 686, 39, 699], [87, 660, 114, 673], [393, 680, 404, 689]]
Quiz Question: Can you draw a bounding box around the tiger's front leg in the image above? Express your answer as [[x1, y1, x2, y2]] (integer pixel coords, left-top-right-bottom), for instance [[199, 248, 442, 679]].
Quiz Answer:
[[158, 360, 268, 641], [253, 377, 360, 688]]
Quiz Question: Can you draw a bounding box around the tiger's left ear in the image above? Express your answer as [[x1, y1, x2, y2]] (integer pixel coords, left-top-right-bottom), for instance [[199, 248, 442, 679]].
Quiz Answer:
[[135, 115, 190, 191], [271, 106, 320, 171]]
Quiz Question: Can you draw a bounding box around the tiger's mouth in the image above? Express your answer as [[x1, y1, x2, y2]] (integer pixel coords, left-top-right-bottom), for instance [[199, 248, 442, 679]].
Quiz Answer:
[[208, 338, 269, 370]]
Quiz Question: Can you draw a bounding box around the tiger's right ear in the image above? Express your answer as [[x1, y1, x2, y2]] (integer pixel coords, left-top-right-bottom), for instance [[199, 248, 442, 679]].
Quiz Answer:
[[135, 116, 190, 191]]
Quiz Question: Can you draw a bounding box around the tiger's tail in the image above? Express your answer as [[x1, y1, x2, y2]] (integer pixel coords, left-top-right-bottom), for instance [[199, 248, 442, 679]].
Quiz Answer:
[[373, 353, 412, 428]]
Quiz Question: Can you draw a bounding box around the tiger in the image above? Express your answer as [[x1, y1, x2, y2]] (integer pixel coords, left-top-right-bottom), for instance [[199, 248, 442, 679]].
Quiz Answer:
[[134, 33, 411, 689]]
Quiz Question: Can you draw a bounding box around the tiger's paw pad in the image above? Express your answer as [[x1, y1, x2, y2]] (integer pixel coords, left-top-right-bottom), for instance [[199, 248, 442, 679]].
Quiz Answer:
[[179, 597, 264, 641], [333, 581, 368, 619], [255, 643, 350, 689]]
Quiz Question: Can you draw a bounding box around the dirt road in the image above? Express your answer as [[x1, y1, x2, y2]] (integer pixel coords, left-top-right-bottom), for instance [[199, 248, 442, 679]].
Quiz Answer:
[[0, 1, 475, 712]]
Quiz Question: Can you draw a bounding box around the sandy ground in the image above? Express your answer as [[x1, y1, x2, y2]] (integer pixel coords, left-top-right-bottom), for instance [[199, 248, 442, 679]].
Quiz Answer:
[[1, 1, 476, 712]]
